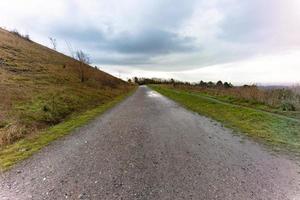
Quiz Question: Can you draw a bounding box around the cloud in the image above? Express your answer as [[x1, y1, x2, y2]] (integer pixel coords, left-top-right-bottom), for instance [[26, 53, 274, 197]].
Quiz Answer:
[[55, 27, 197, 55], [0, 0, 300, 83], [102, 49, 300, 85], [108, 29, 197, 55], [52, 24, 198, 66]]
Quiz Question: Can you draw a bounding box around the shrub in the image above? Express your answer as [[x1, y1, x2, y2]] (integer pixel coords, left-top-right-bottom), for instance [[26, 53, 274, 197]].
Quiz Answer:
[[10, 29, 32, 42], [280, 102, 296, 111]]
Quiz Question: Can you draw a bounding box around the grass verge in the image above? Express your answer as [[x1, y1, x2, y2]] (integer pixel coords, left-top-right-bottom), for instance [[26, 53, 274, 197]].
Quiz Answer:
[[150, 85, 300, 155], [0, 89, 135, 172]]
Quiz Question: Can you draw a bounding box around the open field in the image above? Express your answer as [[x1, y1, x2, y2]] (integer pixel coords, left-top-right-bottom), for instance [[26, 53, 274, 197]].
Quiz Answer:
[[150, 85, 300, 155], [0, 28, 133, 149]]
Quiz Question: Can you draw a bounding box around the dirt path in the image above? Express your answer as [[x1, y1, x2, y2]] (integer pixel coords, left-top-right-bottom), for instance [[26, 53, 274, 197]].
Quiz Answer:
[[0, 86, 299, 200]]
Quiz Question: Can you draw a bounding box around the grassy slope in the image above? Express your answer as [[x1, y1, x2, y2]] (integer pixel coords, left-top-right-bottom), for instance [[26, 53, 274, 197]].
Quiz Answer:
[[0, 28, 134, 169], [150, 85, 300, 155], [0, 90, 134, 171]]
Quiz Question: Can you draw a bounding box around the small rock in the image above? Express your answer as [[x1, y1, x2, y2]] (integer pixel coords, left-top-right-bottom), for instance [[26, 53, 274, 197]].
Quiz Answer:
[[78, 192, 87, 199]]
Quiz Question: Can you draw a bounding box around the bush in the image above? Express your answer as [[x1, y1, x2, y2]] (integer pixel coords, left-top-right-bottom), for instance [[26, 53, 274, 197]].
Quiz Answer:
[[280, 102, 296, 111], [17, 94, 76, 126], [10, 29, 32, 42]]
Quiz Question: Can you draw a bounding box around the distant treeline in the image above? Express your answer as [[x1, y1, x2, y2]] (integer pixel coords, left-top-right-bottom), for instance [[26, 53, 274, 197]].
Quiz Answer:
[[129, 77, 234, 88]]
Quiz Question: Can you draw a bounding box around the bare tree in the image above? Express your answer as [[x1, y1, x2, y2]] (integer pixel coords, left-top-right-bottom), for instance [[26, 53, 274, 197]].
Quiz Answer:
[[65, 40, 75, 58], [75, 50, 90, 83], [49, 37, 57, 50]]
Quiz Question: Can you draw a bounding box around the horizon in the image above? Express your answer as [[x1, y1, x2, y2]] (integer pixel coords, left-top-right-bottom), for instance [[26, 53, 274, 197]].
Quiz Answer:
[[1, 0, 300, 84]]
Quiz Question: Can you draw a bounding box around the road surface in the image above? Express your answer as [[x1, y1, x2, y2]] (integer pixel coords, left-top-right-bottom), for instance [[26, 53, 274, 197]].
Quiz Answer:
[[0, 86, 299, 200]]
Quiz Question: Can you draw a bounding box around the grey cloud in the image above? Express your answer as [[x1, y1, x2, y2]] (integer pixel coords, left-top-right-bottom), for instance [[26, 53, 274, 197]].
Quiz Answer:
[[108, 29, 197, 55], [47, 0, 200, 66], [38, 0, 298, 71], [93, 55, 153, 66], [218, 0, 279, 43], [54, 27, 106, 43], [54, 26, 198, 65], [141, 0, 197, 28]]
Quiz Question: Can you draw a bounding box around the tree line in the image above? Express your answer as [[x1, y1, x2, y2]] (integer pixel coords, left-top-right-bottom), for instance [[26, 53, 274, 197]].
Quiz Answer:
[[129, 77, 234, 88]]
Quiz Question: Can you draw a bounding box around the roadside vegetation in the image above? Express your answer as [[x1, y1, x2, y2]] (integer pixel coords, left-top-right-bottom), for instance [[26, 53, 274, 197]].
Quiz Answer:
[[0, 27, 134, 156], [131, 77, 300, 120], [0, 91, 133, 171], [143, 78, 300, 154]]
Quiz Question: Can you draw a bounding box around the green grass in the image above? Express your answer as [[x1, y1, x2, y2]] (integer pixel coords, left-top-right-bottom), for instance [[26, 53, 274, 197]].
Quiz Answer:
[[0, 89, 135, 171], [150, 85, 300, 155]]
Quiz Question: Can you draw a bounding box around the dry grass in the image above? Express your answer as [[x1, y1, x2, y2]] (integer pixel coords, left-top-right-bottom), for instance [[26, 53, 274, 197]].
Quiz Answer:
[[0, 28, 132, 147], [163, 83, 300, 120]]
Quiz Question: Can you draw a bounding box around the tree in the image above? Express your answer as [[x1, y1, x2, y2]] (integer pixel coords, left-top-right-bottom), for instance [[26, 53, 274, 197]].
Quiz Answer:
[[199, 80, 207, 87], [207, 81, 215, 88], [170, 78, 175, 86], [49, 37, 57, 50], [133, 77, 139, 84], [216, 80, 223, 87], [75, 50, 90, 83], [224, 82, 233, 88]]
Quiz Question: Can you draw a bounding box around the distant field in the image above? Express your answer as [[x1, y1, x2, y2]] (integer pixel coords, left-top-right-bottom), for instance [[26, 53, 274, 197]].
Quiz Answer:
[[0, 27, 134, 148], [150, 85, 300, 155]]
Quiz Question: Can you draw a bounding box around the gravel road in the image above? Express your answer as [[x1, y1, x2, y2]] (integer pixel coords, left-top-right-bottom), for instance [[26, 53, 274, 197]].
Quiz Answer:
[[0, 86, 299, 200]]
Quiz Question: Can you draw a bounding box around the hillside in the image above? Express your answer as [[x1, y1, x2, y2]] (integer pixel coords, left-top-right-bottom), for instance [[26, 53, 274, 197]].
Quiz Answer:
[[0, 28, 132, 147]]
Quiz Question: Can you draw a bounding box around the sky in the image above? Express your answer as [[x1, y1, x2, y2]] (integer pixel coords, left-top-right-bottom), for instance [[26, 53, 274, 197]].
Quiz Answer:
[[1, 0, 300, 84]]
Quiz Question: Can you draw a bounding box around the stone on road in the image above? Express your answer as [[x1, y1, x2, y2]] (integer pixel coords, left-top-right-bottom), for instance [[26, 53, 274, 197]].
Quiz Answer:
[[0, 86, 299, 199]]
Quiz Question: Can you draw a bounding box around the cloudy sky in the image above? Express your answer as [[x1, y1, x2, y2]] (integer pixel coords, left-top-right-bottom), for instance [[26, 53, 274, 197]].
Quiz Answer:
[[1, 0, 300, 84]]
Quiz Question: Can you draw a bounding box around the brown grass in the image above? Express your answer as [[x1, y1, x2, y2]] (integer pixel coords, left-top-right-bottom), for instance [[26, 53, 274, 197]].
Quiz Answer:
[[163, 83, 300, 119], [0, 28, 132, 147]]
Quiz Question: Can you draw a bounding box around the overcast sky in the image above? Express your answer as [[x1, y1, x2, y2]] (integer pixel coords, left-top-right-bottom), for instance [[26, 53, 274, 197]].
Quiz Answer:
[[1, 0, 300, 84]]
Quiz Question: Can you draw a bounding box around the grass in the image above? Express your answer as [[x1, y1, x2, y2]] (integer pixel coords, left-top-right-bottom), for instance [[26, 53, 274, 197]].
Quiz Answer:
[[166, 84, 300, 120], [0, 27, 133, 147], [150, 85, 300, 155], [0, 90, 135, 171]]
